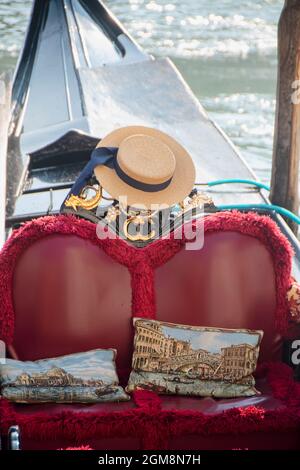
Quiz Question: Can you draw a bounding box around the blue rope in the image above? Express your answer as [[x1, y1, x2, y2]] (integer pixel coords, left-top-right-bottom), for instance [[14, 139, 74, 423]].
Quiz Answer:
[[217, 203, 300, 225], [203, 179, 270, 191], [198, 178, 300, 225]]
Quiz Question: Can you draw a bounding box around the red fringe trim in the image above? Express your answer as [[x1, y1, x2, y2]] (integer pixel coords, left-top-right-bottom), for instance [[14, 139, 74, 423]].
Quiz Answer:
[[0, 211, 296, 448], [0, 363, 299, 449], [0, 211, 293, 346]]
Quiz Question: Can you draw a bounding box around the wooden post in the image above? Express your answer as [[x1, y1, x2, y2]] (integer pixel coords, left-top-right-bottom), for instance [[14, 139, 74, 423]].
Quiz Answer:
[[270, 0, 300, 233]]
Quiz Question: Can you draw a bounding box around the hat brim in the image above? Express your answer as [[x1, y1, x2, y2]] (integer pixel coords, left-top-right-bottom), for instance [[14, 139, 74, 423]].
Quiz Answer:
[[94, 126, 196, 210]]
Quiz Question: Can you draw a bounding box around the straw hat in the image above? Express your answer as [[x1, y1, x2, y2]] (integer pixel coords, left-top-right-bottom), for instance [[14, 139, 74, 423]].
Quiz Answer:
[[94, 126, 196, 209]]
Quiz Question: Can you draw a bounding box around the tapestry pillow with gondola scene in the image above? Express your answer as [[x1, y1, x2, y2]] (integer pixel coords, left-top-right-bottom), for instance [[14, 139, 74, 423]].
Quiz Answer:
[[127, 319, 263, 397], [0, 349, 129, 403]]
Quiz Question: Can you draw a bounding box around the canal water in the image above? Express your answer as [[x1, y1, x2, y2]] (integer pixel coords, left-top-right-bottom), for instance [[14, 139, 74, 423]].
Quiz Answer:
[[0, 0, 282, 185]]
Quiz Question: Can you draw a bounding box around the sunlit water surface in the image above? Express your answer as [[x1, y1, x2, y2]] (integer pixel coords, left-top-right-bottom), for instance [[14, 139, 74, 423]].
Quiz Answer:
[[0, 0, 282, 184]]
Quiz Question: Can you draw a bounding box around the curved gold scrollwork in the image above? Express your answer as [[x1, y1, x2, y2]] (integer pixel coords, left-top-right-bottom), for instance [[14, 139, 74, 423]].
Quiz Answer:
[[65, 185, 102, 211], [180, 191, 213, 214], [123, 215, 156, 242]]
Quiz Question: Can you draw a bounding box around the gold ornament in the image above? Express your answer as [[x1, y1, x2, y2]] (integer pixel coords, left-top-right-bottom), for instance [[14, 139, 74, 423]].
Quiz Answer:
[[179, 191, 213, 213], [65, 185, 102, 211], [123, 215, 156, 242], [105, 206, 121, 223]]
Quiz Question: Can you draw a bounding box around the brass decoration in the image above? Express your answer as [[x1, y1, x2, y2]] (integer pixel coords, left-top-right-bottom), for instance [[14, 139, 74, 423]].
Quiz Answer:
[[119, 204, 159, 219], [65, 185, 102, 211], [103, 203, 156, 242], [123, 214, 156, 242], [105, 206, 121, 223], [189, 192, 213, 207], [180, 191, 213, 213]]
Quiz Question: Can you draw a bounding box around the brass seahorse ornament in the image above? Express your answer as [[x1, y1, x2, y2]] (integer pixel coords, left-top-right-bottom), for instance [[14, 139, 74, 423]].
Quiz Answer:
[[65, 185, 102, 211]]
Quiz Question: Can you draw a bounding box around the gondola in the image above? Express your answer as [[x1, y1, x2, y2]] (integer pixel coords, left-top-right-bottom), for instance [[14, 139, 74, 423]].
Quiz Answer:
[[0, 0, 300, 448], [0, 0, 299, 261]]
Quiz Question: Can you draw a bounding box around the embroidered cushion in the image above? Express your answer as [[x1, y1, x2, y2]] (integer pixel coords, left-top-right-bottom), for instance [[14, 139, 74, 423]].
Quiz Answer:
[[0, 349, 128, 403], [287, 280, 300, 323], [127, 318, 263, 398]]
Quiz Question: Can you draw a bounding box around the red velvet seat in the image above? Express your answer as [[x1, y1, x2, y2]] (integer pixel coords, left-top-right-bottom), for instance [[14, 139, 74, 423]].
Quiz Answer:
[[0, 212, 300, 449], [4, 378, 295, 450]]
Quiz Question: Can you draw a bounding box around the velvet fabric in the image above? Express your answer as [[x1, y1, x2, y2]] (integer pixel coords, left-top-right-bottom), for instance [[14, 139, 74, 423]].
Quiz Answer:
[[0, 364, 300, 449], [60, 445, 93, 450], [0, 211, 299, 449], [0, 211, 293, 346]]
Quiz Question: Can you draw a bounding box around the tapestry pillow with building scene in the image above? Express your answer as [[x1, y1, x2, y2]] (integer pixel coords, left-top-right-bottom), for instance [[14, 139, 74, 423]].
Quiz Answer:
[[126, 319, 263, 397], [0, 349, 129, 403]]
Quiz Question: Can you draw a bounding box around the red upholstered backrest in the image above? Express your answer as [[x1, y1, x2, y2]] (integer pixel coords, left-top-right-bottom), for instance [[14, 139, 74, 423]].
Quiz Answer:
[[0, 212, 292, 377], [13, 235, 132, 374], [156, 232, 281, 362]]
